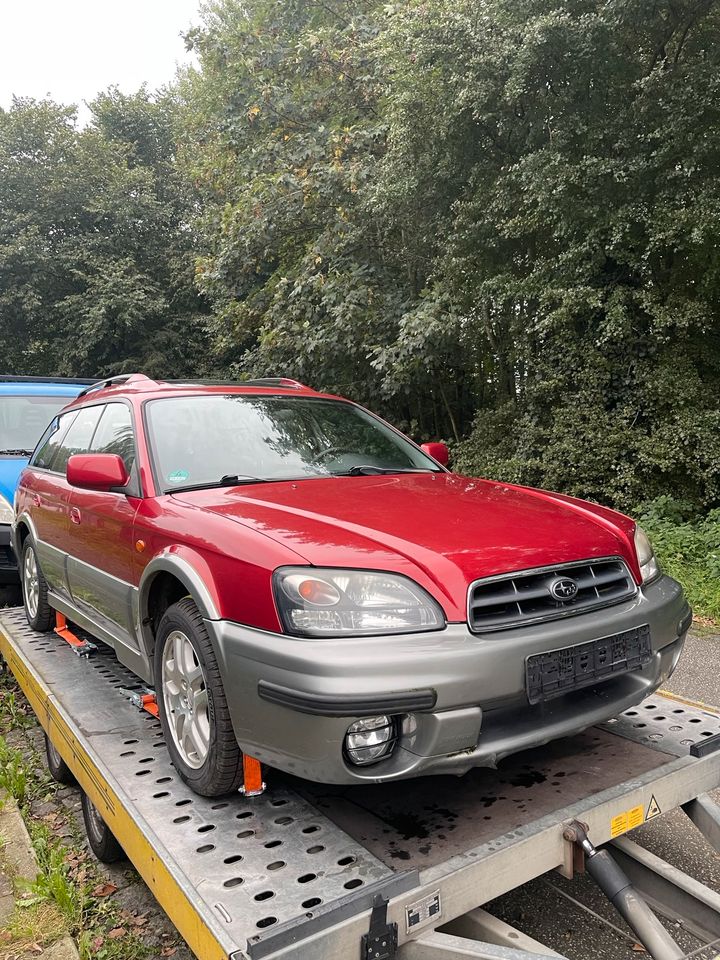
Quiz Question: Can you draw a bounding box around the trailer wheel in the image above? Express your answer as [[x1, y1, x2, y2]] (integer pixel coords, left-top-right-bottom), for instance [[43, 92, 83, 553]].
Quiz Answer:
[[21, 536, 53, 632], [155, 598, 243, 797], [44, 733, 76, 785], [81, 791, 124, 863]]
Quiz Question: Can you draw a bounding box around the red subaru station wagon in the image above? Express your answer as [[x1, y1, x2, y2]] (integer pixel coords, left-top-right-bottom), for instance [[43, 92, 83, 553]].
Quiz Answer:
[[13, 374, 690, 796]]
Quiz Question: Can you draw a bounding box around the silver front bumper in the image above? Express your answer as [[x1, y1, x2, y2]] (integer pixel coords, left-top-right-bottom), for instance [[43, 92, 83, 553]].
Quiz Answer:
[[208, 575, 691, 784]]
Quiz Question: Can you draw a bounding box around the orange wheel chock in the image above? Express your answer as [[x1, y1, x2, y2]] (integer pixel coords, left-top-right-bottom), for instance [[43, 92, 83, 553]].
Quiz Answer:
[[54, 612, 97, 657], [241, 755, 265, 797]]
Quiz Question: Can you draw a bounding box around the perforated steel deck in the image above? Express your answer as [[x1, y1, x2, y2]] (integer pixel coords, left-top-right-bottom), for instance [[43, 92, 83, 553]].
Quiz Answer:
[[2, 606, 720, 960], [601, 694, 720, 754], [0, 608, 414, 959]]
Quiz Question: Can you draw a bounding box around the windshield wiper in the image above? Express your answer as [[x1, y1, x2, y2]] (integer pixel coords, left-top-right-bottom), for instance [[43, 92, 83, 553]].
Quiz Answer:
[[331, 465, 437, 477], [167, 474, 271, 494], [0, 448, 34, 457]]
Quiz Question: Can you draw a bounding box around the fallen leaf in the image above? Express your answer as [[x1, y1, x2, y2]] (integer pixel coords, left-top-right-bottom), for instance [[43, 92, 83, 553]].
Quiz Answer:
[[91, 936, 104, 951], [632, 945, 647, 953], [92, 882, 118, 897], [161, 948, 177, 957], [108, 927, 126, 939]]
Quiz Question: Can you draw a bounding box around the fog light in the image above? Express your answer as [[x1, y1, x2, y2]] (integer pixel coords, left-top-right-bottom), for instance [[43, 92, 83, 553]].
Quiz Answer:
[[344, 716, 396, 766]]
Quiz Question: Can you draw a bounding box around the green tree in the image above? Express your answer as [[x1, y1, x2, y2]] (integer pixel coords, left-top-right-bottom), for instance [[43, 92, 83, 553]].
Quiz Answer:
[[0, 91, 208, 377], [181, 0, 463, 435]]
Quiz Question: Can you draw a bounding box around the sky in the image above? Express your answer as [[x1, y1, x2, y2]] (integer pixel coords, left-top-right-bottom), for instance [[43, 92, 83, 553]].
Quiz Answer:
[[0, 0, 203, 124]]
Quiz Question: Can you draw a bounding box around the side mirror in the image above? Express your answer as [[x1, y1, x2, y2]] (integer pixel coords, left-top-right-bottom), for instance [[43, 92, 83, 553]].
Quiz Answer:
[[421, 442, 450, 467], [67, 454, 129, 492]]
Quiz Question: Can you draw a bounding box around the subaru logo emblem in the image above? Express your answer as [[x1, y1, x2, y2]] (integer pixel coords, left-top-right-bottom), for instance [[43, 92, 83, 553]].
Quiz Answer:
[[549, 577, 579, 601]]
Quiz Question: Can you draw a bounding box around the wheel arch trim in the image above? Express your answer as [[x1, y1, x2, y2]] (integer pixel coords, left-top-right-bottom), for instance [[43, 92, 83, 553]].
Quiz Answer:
[[12, 512, 38, 556], [139, 552, 221, 623]]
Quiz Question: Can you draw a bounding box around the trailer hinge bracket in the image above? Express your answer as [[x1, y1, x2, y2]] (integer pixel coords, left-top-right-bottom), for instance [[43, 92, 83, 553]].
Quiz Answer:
[[362, 894, 398, 960]]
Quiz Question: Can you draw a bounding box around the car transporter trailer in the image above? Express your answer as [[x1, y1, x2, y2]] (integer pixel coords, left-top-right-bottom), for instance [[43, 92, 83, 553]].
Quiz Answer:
[[2, 606, 720, 960]]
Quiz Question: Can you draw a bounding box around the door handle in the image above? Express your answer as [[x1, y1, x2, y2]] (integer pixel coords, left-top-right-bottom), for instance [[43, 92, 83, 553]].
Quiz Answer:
[[70, 507, 81, 525]]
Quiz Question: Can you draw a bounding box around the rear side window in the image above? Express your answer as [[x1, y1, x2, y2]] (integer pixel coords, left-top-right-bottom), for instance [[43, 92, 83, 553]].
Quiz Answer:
[[90, 403, 136, 478], [50, 405, 104, 475], [31, 412, 78, 470]]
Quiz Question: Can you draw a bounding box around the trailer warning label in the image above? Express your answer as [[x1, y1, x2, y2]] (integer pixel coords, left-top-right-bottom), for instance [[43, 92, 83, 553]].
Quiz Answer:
[[610, 804, 644, 837], [405, 890, 441, 934], [646, 795, 662, 820]]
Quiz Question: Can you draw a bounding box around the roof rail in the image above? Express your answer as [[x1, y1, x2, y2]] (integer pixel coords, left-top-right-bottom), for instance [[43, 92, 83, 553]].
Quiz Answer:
[[0, 376, 99, 385], [242, 378, 309, 390], [77, 374, 152, 398], [161, 377, 311, 391]]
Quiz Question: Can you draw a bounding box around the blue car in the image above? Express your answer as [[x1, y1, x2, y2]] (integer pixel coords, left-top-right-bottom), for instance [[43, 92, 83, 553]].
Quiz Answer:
[[0, 376, 96, 582]]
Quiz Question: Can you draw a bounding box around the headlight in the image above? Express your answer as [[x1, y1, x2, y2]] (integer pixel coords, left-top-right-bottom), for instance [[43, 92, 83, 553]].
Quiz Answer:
[[0, 495, 13, 525], [634, 526, 660, 583], [273, 567, 445, 638]]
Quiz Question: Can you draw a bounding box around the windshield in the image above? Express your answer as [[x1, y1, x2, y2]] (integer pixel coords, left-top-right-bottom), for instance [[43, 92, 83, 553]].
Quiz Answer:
[[0, 396, 70, 455], [146, 395, 441, 492]]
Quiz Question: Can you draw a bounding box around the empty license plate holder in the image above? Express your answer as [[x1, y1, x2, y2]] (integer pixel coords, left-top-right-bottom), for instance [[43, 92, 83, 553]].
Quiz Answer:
[[526, 624, 652, 705]]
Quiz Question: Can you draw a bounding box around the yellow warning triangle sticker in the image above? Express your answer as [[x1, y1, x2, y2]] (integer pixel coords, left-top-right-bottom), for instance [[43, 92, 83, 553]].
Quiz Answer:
[[646, 795, 661, 820]]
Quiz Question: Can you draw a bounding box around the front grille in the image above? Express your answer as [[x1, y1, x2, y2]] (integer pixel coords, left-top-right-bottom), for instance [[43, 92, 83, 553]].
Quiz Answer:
[[468, 557, 637, 633]]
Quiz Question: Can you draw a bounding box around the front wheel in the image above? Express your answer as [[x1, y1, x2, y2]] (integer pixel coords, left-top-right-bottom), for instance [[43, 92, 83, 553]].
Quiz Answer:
[[155, 598, 243, 797], [22, 537, 53, 632]]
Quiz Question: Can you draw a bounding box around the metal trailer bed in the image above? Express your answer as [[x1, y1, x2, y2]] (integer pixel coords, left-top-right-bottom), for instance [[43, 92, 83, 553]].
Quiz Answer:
[[1, 606, 720, 960]]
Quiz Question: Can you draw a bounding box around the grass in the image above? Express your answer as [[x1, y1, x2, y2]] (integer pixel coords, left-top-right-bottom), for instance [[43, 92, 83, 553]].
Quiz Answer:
[[638, 498, 720, 624], [22, 821, 87, 931], [0, 737, 29, 806], [1, 900, 68, 954]]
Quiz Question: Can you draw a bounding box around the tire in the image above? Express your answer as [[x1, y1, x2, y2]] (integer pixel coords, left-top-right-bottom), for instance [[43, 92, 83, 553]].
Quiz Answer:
[[154, 598, 243, 797], [21, 536, 53, 632], [81, 791, 124, 863], [44, 733, 76, 785]]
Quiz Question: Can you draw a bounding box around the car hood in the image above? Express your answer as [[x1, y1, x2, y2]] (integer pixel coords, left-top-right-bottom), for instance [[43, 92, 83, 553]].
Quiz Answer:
[[0, 457, 28, 510], [172, 473, 638, 621]]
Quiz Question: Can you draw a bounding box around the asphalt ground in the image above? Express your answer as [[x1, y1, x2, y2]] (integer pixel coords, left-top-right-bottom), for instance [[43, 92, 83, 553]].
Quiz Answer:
[[486, 627, 720, 959]]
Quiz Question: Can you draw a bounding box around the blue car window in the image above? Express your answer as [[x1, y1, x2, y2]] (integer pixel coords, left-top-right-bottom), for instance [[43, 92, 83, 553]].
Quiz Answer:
[[0, 396, 70, 456]]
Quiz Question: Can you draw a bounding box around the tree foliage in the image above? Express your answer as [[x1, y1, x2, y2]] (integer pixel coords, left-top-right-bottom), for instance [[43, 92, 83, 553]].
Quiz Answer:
[[0, 90, 208, 377], [2, 0, 720, 514], [181, 0, 720, 509]]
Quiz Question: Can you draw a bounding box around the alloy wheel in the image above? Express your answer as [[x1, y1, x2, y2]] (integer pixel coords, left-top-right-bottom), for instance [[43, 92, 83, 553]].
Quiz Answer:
[[24, 548, 39, 619], [161, 629, 211, 769]]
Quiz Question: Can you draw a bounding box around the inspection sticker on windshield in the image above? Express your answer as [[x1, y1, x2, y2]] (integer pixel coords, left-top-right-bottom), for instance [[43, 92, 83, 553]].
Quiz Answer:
[[610, 804, 644, 837], [167, 470, 189, 484]]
